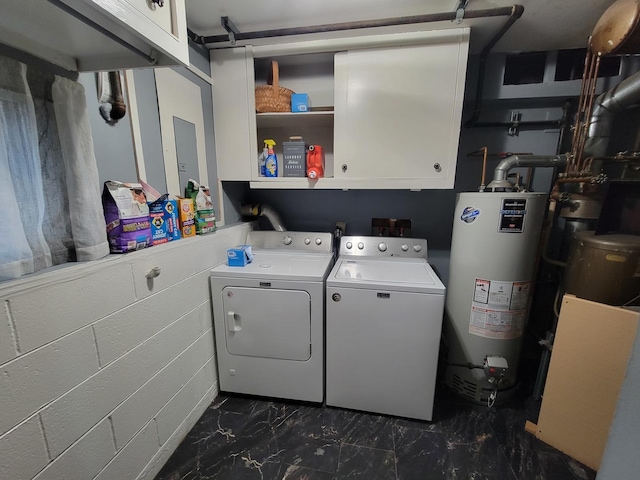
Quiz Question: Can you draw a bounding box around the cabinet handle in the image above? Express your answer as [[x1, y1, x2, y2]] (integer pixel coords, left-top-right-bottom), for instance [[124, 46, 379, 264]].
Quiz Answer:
[[145, 266, 162, 279]]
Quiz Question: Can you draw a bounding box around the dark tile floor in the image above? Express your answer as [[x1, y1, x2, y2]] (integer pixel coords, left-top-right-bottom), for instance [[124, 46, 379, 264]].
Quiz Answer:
[[155, 385, 597, 480]]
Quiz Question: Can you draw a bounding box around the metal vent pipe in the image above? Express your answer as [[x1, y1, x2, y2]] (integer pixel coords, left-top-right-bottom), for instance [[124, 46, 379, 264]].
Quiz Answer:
[[487, 155, 568, 191], [241, 203, 287, 231], [583, 70, 640, 159]]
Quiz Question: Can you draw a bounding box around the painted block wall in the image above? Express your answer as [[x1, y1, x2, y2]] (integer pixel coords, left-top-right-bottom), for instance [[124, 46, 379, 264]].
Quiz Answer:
[[0, 223, 251, 480]]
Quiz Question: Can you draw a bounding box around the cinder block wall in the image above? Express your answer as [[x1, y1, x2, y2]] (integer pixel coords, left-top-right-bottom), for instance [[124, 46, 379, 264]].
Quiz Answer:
[[0, 223, 251, 480]]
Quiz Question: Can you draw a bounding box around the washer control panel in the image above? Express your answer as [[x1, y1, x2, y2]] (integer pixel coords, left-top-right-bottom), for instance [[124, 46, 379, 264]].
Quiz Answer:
[[339, 236, 428, 259], [246, 231, 333, 253]]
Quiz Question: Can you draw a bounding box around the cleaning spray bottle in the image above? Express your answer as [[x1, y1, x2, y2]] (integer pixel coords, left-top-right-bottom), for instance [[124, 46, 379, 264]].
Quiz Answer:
[[258, 141, 269, 176], [264, 139, 278, 177]]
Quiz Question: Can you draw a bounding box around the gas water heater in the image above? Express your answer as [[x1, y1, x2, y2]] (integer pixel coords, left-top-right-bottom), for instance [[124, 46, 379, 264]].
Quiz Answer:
[[443, 192, 547, 404]]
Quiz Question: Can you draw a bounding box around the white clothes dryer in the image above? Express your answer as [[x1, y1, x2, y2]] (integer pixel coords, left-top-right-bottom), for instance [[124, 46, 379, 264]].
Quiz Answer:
[[325, 236, 445, 420], [210, 231, 334, 403]]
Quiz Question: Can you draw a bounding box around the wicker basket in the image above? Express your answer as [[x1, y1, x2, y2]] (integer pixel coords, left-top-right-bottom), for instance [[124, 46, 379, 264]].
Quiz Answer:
[[255, 60, 294, 113]]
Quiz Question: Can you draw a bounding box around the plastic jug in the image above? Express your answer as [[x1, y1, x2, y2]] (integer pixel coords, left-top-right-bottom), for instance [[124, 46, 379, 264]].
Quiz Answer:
[[306, 145, 325, 179]]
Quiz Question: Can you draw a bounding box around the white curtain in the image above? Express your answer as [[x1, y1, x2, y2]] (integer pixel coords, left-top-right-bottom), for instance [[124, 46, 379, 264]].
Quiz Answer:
[[0, 56, 109, 281]]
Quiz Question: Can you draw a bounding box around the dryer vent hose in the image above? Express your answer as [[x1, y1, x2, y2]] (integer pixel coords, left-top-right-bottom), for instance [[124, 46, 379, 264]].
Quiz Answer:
[[241, 203, 287, 232]]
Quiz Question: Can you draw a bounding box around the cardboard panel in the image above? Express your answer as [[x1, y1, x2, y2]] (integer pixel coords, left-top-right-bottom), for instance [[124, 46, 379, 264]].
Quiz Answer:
[[536, 295, 639, 470]]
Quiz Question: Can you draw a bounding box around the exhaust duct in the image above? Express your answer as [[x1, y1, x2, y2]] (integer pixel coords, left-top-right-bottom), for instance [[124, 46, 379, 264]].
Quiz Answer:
[[241, 204, 287, 231]]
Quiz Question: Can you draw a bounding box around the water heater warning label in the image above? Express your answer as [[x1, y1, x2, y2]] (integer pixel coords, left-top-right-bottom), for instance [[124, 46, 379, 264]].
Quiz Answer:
[[499, 198, 527, 233], [470, 278, 531, 339]]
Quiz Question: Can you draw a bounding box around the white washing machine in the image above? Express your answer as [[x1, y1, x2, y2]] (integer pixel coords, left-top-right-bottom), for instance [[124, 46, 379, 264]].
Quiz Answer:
[[326, 236, 446, 420], [210, 231, 334, 403]]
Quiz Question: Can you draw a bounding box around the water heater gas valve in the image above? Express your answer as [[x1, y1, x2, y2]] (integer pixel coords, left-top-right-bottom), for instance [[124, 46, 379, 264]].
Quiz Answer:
[[484, 356, 509, 384]]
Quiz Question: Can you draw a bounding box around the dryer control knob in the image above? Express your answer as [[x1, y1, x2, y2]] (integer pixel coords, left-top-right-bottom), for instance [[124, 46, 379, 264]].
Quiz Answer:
[[304, 238, 311, 245], [357, 242, 365, 250], [315, 238, 322, 245], [401, 244, 409, 251], [413, 244, 422, 252], [378, 242, 387, 252], [283, 235, 293, 245], [345, 242, 353, 249]]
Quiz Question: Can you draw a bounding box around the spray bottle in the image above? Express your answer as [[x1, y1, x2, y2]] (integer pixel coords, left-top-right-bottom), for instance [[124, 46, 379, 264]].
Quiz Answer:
[[258, 141, 269, 176], [264, 139, 278, 177]]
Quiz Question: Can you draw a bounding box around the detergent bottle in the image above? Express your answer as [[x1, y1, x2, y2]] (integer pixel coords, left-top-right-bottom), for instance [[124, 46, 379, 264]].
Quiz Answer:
[[306, 144, 325, 179], [264, 139, 278, 177], [258, 141, 269, 176]]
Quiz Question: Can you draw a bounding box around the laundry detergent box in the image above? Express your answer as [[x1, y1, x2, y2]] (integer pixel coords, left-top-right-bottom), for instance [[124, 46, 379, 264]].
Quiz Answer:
[[148, 196, 181, 245], [185, 179, 216, 234], [102, 181, 152, 253], [178, 198, 196, 238], [227, 245, 253, 266]]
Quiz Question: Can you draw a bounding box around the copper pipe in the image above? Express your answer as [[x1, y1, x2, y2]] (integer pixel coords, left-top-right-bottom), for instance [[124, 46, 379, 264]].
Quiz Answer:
[[583, 54, 602, 135], [480, 146, 488, 191], [571, 49, 592, 159], [574, 53, 596, 168], [578, 54, 602, 168], [514, 172, 522, 188], [583, 156, 595, 172], [584, 155, 640, 171], [571, 49, 601, 173], [467, 151, 533, 157], [525, 167, 534, 191], [555, 176, 599, 185]]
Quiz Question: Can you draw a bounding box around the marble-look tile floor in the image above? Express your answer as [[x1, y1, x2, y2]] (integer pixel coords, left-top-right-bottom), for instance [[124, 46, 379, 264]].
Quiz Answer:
[[155, 386, 597, 480]]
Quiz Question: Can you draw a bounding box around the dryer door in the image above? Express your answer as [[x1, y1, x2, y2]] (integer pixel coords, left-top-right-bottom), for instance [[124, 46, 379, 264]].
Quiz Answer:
[[222, 286, 311, 361]]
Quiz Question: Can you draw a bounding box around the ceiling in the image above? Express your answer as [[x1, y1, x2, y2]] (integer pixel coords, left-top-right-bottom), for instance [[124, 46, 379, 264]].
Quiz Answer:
[[186, 0, 618, 54]]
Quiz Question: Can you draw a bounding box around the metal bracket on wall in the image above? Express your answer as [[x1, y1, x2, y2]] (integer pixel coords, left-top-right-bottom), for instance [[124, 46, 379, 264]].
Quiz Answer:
[[454, 0, 469, 24], [221, 16, 240, 45], [508, 111, 522, 136]]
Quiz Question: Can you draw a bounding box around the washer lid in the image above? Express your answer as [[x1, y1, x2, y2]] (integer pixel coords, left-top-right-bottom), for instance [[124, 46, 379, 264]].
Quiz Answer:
[[327, 258, 445, 294], [211, 252, 334, 281]]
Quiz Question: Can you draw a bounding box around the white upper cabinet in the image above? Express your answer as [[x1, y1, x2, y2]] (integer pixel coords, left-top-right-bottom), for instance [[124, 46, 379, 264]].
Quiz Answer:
[[0, 0, 189, 71], [334, 37, 468, 189], [212, 28, 470, 190]]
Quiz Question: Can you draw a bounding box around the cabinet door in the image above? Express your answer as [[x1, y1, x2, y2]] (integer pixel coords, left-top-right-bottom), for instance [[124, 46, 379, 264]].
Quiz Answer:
[[211, 47, 256, 181], [334, 37, 469, 188]]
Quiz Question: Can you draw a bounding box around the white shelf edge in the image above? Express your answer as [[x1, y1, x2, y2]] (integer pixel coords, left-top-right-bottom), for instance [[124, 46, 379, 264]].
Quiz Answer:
[[256, 111, 334, 117], [256, 111, 334, 128], [248, 177, 454, 190]]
